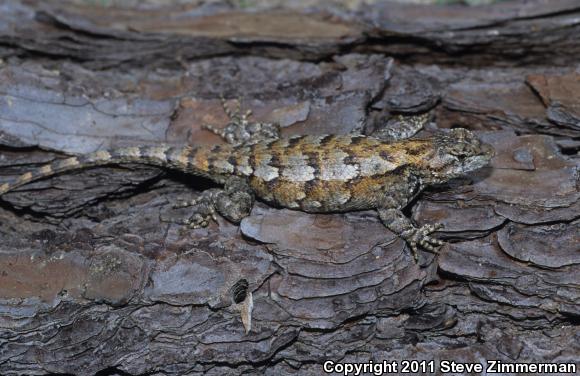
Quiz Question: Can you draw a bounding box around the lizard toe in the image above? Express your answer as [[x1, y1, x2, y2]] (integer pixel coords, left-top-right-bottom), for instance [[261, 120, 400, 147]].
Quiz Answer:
[[187, 213, 213, 228], [404, 223, 445, 259]]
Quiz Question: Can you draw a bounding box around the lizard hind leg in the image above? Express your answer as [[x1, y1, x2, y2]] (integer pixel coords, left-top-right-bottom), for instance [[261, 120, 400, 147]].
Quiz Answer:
[[202, 97, 280, 146], [214, 176, 255, 223], [175, 176, 255, 228]]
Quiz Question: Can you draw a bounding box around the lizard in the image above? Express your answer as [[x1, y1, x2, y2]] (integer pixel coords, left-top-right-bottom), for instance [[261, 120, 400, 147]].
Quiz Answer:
[[0, 99, 493, 261]]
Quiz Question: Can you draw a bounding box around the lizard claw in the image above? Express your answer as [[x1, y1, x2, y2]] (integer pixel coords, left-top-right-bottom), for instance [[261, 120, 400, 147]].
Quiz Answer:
[[185, 204, 219, 228], [185, 210, 215, 228], [404, 223, 445, 261]]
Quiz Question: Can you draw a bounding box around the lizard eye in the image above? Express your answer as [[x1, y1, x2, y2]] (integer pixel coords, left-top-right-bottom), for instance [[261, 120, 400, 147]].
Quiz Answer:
[[445, 129, 478, 157], [448, 142, 477, 157]]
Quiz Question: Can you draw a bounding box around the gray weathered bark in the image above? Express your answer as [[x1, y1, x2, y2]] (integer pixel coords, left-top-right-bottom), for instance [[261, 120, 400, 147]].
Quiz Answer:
[[0, 1, 578, 375]]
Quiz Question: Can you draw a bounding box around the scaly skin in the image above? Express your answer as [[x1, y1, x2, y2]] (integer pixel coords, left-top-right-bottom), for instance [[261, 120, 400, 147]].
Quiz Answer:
[[0, 100, 493, 261]]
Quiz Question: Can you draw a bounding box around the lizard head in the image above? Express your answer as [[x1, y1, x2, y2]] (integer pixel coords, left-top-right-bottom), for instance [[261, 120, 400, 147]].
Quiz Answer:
[[424, 128, 494, 184]]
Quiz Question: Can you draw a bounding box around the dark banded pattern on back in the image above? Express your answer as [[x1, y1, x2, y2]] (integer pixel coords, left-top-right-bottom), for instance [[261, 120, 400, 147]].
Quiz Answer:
[[230, 134, 438, 212], [0, 144, 240, 195], [1, 134, 441, 213]]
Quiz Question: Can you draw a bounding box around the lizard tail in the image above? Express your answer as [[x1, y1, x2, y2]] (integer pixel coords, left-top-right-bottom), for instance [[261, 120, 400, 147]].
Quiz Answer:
[[0, 144, 232, 196]]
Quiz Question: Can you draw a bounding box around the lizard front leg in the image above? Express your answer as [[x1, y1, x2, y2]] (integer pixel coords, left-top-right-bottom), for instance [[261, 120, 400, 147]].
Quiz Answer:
[[372, 112, 430, 142], [175, 176, 254, 228], [377, 207, 444, 262], [203, 97, 280, 146]]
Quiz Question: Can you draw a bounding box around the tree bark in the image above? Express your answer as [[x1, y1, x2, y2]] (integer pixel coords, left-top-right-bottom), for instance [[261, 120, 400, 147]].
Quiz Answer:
[[0, 1, 578, 375]]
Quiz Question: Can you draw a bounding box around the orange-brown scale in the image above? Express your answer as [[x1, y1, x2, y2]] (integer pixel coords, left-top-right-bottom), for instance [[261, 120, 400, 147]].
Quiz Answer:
[[269, 180, 306, 209], [300, 179, 351, 212], [257, 136, 322, 208], [189, 144, 240, 182], [237, 135, 440, 211], [248, 176, 271, 201], [192, 146, 211, 173]]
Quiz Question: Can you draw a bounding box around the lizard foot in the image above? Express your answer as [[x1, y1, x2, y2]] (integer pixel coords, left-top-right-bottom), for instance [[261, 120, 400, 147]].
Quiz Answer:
[[173, 190, 220, 228], [185, 207, 218, 229], [402, 223, 444, 261], [171, 177, 255, 229], [203, 97, 280, 146]]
